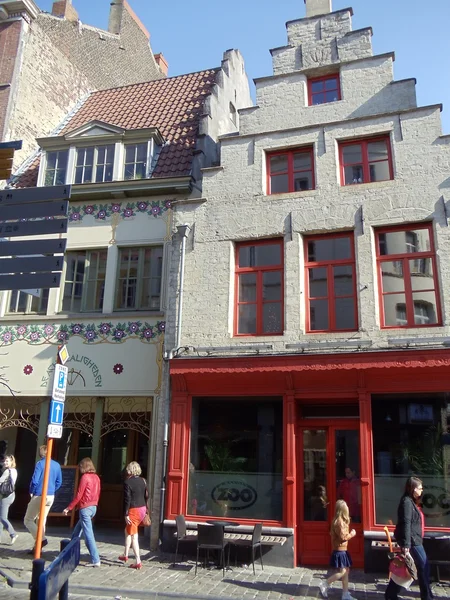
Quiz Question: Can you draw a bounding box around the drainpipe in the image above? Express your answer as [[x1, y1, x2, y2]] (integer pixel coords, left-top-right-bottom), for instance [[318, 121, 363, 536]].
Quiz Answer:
[[160, 223, 191, 530]]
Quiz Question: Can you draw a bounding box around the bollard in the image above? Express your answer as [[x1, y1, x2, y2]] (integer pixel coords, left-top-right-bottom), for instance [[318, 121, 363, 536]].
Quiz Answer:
[[29, 558, 45, 600], [58, 539, 71, 600]]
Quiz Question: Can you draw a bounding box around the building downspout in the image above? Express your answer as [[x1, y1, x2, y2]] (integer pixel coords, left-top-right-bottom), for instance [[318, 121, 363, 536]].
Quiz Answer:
[[160, 223, 191, 531]]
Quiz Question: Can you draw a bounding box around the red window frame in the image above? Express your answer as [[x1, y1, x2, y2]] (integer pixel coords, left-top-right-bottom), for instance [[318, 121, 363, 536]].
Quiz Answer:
[[266, 147, 315, 195], [308, 73, 341, 106], [304, 232, 358, 333], [234, 239, 284, 336], [376, 223, 442, 329], [339, 135, 394, 186]]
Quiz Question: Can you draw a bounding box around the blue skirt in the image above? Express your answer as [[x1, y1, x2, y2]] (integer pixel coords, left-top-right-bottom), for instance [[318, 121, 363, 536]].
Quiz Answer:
[[330, 550, 353, 569]]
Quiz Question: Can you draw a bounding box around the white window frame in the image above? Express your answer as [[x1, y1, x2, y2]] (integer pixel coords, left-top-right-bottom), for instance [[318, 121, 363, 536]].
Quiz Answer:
[[7, 289, 49, 315], [122, 140, 154, 181], [60, 249, 107, 313], [114, 245, 163, 311], [74, 145, 115, 184], [42, 149, 69, 186]]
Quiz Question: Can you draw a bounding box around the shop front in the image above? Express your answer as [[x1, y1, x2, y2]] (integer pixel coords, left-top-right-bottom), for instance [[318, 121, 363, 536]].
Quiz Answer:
[[166, 349, 450, 568]]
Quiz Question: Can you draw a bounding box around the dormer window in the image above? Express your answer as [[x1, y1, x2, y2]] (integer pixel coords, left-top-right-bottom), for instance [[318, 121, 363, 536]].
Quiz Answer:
[[38, 121, 164, 188], [44, 150, 68, 186], [124, 143, 148, 180], [75, 145, 115, 184]]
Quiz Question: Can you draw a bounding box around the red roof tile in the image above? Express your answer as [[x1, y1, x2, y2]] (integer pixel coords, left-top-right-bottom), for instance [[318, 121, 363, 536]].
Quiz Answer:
[[15, 69, 219, 187]]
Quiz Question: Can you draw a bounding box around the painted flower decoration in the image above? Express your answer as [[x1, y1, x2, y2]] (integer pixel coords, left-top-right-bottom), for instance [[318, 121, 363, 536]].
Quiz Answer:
[[128, 322, 140, 335], [99, 323, 111, 335], [123, 207, 134, 218], [1, 331, 12, 343], [23, 365, 33, 375], [157, 321, 166, 333], [96, 209, 107, 220], [151, 204, 161, 217], [71, 324, 83, 335], [84, 328, 97, 342], [16, 325, 27, 336], [29, 331, 40, 342], [69, 211, 82, 222], [57, 330, 69, 342], [111, 203, 121, 213], [137, 202, 148, 212], [164, 200, 172, 210], [141, 327, 154, 340], [112, 327, 126, 341], [44, 325, 55, 336], [84, 205, 95, 215], [113, 363, 124, 375]]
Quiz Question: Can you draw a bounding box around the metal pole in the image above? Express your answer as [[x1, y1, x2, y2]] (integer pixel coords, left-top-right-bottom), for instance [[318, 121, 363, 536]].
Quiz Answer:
[[29, 558, 45, 600], [58, 539, 70, 600], [35, 347, 62, 560]]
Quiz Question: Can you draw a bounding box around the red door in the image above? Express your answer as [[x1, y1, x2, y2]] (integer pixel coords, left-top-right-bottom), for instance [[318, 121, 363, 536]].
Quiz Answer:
[[297, 420, 364, 567]]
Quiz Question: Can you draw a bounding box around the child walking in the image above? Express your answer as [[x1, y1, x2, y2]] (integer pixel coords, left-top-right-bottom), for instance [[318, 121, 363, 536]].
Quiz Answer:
[[319, 499, 357, 600]]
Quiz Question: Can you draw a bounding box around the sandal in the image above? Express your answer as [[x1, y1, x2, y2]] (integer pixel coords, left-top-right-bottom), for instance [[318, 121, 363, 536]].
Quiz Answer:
[[118, 555, 128, 563], [129, 562, 142, 569]]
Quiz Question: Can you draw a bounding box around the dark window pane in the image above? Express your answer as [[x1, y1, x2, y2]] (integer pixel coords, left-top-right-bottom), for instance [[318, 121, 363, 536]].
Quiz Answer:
[[303, 429, 327, 521], [310, 298, 329, 330], [263, 271, 281, 301], [368, 140, 388, 162], [270, 173, 289, 193], [136, 143, 147, 162], [293, 152, 311, 170], [76, 150, 85, 166], [307, 237, 352, 262], [55, 169, 66, 185], [293, 172, 313, 191], [325, 77, 338, 91], [83, 166, 93, 183], [325, 91, 339, 102], [74, 167, 83, 184], [124, 165, 134, 180], [335, 297, 356, 330], [85, 147, 94, 164], [334, 265, 353, 296], [344, 165, 363, 184], [312, 93, 325, 105], [309, 267, 328, 297], [135, 162, 146, 179], [342, 144, 362, 164], [239, 273, 257, 302], [125, 146, 135, 163], [47, 152, 57, 169], [269, 154, 288, 174], [239, 244, 281, 268], [311, 81, 324, 93], [238, 304, 256, 334]]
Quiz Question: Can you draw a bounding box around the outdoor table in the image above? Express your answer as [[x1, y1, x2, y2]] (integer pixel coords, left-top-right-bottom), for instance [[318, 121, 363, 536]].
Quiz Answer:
[[204, 521, 240, 570]]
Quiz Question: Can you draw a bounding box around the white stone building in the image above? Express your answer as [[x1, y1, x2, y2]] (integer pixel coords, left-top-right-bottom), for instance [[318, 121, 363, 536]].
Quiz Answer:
[[164, 0, 450, 569], [0, 50, 251, 547]]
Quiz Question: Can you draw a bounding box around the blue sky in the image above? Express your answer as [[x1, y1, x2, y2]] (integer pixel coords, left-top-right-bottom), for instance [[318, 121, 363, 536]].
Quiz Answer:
[[39, 0, 450, 133]]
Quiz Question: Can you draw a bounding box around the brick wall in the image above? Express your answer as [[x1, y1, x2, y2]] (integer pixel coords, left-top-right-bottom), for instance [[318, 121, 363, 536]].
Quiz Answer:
[[0, 20, 22, 139]]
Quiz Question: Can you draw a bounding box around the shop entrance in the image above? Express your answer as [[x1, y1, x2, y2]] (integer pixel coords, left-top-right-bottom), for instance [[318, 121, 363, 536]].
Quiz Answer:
[[297, 420, 364, 567]]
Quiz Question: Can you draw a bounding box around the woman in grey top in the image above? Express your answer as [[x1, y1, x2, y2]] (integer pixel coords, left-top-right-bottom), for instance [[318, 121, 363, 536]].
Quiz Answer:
[[0, 455, 18, 544]]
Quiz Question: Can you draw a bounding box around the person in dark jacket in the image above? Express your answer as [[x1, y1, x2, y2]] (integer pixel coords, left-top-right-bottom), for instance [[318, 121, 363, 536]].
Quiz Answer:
[[118, 461, 148, 570], [385, 476, 433, 600], [63, 458, 101, 567]]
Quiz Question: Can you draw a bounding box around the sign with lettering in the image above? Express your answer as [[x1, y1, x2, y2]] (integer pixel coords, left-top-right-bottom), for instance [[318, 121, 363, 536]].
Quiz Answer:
[[52, 364, 68, 402], [0, 184, 71, 206]]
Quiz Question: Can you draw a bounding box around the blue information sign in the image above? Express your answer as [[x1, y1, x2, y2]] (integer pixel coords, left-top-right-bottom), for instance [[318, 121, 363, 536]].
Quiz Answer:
[[49, 400, 64, 426]]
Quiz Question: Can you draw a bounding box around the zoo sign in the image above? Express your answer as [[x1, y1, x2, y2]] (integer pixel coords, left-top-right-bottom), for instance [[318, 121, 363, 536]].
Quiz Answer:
[[211, 480, 257, 511]]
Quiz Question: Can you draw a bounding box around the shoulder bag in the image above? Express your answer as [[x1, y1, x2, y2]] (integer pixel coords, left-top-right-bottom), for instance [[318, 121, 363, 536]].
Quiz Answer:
[[0, 469, 14, 497], [141, 477, 151, 527]]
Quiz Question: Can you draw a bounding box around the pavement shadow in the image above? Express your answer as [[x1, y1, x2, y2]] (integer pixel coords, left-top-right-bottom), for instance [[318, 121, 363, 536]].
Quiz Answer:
[[224, 578, 305, 597]]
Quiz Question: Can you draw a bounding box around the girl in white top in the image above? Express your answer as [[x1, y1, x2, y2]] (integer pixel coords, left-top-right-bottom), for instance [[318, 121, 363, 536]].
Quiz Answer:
[[0, 455, 18, 543]]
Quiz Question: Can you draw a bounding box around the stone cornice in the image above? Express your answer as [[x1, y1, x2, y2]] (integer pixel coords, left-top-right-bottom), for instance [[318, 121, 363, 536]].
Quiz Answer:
[[0, 1, 40, 21]]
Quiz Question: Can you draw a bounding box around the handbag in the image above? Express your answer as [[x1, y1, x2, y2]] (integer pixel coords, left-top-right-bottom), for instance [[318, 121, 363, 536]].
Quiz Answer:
[[140, 477, 151, 526], [389, 555, 409, 579], [0, 469, 14, 497]]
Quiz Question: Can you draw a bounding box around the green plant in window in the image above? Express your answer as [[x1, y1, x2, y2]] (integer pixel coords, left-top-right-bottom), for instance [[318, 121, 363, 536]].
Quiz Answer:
[[398, 424, 444, 476], [204, 439, 247, 473]]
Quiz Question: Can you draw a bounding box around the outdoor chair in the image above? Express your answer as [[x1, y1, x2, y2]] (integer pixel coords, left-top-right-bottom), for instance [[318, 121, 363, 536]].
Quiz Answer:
[[228, 522, 263, 575], [195, 524, 229, 577], [173, 514, 197, 566]]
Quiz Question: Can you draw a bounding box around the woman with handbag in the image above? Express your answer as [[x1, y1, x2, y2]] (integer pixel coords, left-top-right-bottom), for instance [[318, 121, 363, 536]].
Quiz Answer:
[[118, 461, 149, 570], [0, 455, 18, 544], [385, 477, 433, 600]]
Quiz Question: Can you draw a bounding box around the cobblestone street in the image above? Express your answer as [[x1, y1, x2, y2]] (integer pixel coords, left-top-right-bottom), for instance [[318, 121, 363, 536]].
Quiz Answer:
[[0, 525, 448, 600]]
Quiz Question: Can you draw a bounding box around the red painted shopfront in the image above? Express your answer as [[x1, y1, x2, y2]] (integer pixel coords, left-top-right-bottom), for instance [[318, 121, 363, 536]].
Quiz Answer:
[[166, 349, 450, 568]]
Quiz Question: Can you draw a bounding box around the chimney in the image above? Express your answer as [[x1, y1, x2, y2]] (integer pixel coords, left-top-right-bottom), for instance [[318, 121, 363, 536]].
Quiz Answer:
[[52, 0, 78, 22], [304, 0, 332, 17], [154, 53, 168, 76], [108, 0, 124, 35]]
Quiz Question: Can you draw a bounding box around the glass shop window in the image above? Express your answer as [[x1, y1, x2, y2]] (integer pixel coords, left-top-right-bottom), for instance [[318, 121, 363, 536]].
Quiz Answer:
[[188, 397, 283, 521], [372, 392, 450, 528]]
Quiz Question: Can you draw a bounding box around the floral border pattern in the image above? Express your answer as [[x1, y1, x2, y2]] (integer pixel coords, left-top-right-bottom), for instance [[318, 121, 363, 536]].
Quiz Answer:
[[69, 200, 172, 223], [0, 321, 165, 346]]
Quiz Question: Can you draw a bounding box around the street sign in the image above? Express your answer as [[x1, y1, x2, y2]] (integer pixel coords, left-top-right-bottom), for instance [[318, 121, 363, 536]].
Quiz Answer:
[[0, 255, 63, 274], [49, 400, 64, 425], [0, 238, 67, 257], [0, 200, 68, 221], [0, 272, 61, 290], [52, 364, 68, 402], [58, 345, 69, 365], [47, 424, 63, 439], [39, 537, 80, 599], [0, 218, 67, 238], [0, 184, 71, 206]]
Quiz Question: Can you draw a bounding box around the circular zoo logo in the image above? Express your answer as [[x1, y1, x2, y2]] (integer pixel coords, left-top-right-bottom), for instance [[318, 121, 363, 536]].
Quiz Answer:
[[211, 480, 258, 511], [421, 485, 450, 518]]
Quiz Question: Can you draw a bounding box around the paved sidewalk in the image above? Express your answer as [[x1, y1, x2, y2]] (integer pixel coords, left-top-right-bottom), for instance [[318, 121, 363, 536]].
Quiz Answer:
[[0, 525, 448, 600]]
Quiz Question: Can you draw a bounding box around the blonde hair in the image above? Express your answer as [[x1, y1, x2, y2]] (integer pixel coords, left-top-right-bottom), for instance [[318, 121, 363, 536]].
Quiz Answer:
[[5, 455, 16, 468], [331, 499, 350, 531], [126, 461, 142, 476]]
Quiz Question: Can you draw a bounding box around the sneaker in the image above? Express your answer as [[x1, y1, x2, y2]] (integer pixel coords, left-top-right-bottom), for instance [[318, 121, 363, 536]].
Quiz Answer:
[[10, 534, 18, 545], [343, 594, 357, 600], [319, 580, 329, 598], [85, 562, 101, 567], [41, 539, 48, 549]]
